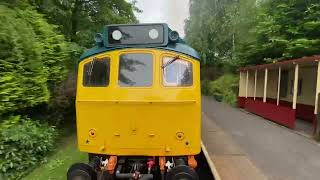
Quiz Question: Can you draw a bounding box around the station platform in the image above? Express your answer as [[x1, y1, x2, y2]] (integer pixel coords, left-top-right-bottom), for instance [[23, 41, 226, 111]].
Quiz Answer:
[[201, 113, 267, 180]]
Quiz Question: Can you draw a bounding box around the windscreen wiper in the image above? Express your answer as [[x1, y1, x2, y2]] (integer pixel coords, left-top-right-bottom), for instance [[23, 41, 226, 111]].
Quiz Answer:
[[161, 56, 180, 69], [88, 57, 96, 76]]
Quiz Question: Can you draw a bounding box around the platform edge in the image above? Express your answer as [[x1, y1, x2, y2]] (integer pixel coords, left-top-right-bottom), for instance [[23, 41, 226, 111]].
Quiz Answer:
[[201, 141, 222, 180]]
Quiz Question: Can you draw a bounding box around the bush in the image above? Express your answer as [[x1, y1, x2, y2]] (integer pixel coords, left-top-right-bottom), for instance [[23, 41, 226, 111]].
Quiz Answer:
[[0, 5, 83, 116], [47, 73, 77, 126], [0, 116, 57, 179], [204, 74, 239, 105], [201, 79, 211, 95]]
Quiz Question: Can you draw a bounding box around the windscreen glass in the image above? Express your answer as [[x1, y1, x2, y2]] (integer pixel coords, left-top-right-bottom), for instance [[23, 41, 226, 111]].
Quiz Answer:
[[163, 57, 193, 87], [108, 25, 164, 45], [83, 58, 110, 87], [118, 54, 153, 87]]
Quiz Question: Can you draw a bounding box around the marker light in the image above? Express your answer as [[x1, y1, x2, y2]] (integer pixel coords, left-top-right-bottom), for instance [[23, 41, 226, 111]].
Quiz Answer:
[[149, 29, 159, 39], [169, 31, 179, 42], [112, 30, 122, 40], [94, 33, 103, 46]]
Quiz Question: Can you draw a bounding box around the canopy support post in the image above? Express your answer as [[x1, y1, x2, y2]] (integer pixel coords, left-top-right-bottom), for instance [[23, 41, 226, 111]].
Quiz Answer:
[[277, 67, 281, 106], [315, 61, 320, 136], [254, 70, 257, 100], [239, 71, 242, 97], [314, 61, 320, 114], [292, 64, 299, 109], [263, 68, 268, 103], [246, 70, 249, 98]]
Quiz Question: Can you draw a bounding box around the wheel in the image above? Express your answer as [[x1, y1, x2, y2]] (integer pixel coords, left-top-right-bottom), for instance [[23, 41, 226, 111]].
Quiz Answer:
[[88, 154, 101, 170], [166, 165, 199, 180], [67, 163, 97, 180], [88, 153, 100, 162]]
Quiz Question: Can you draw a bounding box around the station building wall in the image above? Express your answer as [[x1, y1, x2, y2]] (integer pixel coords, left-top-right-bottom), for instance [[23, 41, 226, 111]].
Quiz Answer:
[[266, 69, 278, 99], [247, 70, 255, 97], [256, 70, 265, 98], [239, 71, 246, 97]]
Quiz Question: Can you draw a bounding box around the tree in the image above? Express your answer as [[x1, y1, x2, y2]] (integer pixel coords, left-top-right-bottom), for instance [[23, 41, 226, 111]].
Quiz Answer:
[[185, 0, 259, 78], [186, 0, 231, 65], [239, 0, 320, 65], [29, 0, 140, 47]]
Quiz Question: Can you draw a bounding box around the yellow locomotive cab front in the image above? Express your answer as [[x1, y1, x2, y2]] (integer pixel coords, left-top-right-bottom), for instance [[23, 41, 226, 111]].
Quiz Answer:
[[76, 49, 201, 156], [69, 23, 202, 180]]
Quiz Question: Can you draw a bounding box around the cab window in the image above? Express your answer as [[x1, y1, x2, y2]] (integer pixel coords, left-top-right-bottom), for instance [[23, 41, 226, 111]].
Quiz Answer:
[[162, 57, 193, 87], [118, 53, 153, 87], [83, 58, 110, 87]]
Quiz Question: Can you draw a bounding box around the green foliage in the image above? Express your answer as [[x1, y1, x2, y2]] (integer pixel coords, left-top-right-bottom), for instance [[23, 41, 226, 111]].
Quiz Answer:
[[203, 74, 239, 105], [47, 73, 77, 126], [0, 5, 49, 115], [0, 116, 57, 179], [186, 0, 232, 65], [239, 0, 320, 65], [185, 0, 258, 67], [186, 0, 320, 101], [24, 134, 87, 180], [186, 0, 320, 72], [201, 79, 211, 95], [28, 0, 140, 47], [0, 5, 83, 116]]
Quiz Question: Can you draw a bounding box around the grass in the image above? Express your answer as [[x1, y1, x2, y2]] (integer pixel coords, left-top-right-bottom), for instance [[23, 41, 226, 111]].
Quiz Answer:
[[24, 133, 87, 180]]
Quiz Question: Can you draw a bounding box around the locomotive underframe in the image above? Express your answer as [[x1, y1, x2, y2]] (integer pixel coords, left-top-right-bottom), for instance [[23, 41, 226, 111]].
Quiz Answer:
[[67, 154, 199, 180]]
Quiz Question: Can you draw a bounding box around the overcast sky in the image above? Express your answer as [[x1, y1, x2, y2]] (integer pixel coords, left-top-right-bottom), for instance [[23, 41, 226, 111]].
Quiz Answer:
[[134, 0, 190, 37]]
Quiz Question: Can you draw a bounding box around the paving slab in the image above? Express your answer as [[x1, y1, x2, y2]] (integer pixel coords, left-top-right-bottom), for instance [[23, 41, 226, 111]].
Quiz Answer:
[[202, 115, 244, 155], [212, 155, 267, 180], [202, 113, 267, 180]]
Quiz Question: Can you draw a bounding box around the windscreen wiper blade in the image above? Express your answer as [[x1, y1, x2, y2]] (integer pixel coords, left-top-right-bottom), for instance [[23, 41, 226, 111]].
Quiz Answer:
[[161, 56, 180, 69]]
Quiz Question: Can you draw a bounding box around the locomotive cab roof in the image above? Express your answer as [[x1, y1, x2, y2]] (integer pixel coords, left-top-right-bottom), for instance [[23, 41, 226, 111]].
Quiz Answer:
[[80, 23, 200, 61]]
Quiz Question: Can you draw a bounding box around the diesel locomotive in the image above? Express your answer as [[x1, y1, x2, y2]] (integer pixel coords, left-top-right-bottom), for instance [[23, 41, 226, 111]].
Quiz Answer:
[[67, 23, 201, 180]]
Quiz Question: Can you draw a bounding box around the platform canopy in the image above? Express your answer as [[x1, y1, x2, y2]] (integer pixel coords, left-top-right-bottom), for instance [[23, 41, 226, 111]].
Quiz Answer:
[[239, 55, 320, 71], [238, 55, 320, 135]]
